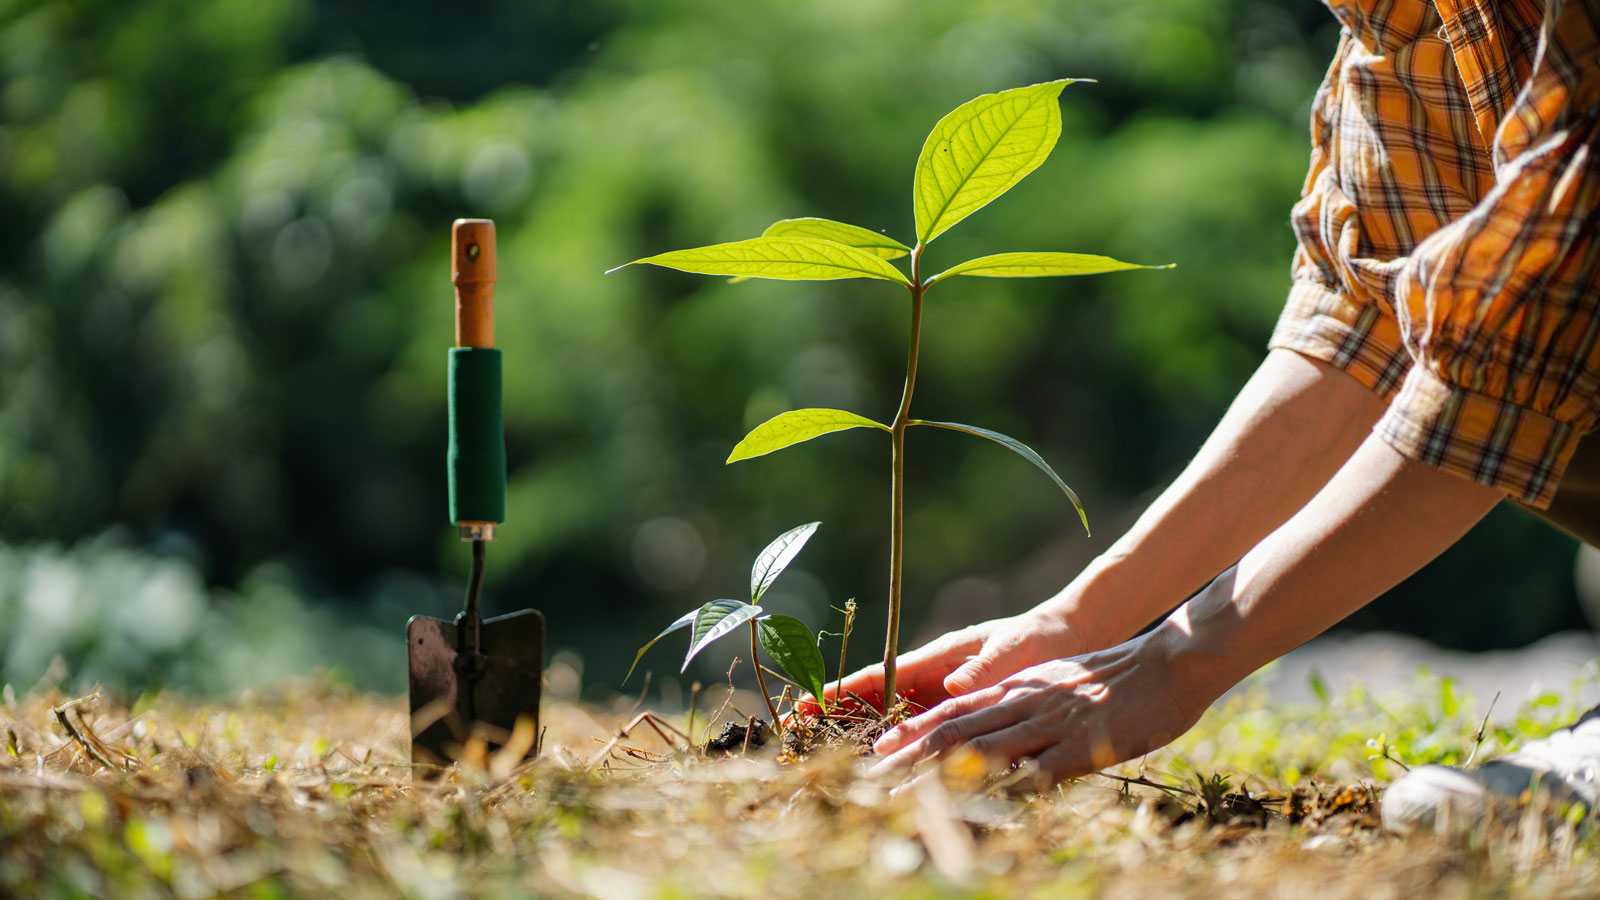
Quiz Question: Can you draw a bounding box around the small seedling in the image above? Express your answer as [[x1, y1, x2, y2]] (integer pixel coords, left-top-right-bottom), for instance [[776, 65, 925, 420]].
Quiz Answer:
[[611, 80, 1172, 708], [1366, 733, 1412, 772], [627, 522, 831, 732]]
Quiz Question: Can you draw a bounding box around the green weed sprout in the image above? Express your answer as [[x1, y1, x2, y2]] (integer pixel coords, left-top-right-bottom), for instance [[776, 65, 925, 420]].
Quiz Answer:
[[610, 80, 1172, 708], [626, 522, 830, 729]]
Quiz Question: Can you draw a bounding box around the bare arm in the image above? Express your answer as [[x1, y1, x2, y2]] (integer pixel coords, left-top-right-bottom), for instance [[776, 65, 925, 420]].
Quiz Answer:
[[832, 347, 1392, 706], [1036, 348, 1389, 648], [1161, 432, 1503, 703], [873, 433, 1503, 779]]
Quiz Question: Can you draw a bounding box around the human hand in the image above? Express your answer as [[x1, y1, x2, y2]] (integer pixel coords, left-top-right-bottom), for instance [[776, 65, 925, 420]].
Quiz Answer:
[[819, 609, 1086, 715], [869, 632, 1208, 785]]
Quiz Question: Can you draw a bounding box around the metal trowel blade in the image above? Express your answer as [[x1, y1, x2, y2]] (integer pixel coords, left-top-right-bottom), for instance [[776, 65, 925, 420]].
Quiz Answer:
[[407, 608, 545, 770]]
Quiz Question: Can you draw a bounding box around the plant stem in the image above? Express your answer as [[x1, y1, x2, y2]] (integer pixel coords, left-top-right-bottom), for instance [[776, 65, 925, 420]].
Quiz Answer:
[[750, 620, 782, 734], [833, 599, 855, 717], [883, 245, 927, 711]]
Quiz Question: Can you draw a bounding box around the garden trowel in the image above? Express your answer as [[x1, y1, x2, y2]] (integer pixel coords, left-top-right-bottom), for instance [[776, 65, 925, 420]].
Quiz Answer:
[[408, 219, 545, 772]]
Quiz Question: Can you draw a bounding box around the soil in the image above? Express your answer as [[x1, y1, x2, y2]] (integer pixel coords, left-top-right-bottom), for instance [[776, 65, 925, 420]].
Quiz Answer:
[[694, 695, 918, 761], [778, 708, 897, 761], [704, 718, 769, 754]]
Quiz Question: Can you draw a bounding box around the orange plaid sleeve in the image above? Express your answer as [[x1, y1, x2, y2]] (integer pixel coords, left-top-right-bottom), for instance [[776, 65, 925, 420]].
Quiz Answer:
[[1384, 0, 1600, 508], [1275, 0, 1600, 508], [1270, 31, 1409, 400], [1270, 8, 1491, 402]]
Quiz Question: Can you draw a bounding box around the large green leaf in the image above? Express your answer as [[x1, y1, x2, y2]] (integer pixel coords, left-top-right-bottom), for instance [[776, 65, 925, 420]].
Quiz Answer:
[[750, 521, 819, 603], [925, 252, 1173, 287], [683, 599, 764, 672], [911, 419, 1090, 536], [757, 615, 829, 705], [912, 79, 1089, 244], [624, 607, 699, 685], [728, 220, 910, 284], [761, 218, 910, 260], [608, 237, 910, 285], [727, 408, 889, 464]]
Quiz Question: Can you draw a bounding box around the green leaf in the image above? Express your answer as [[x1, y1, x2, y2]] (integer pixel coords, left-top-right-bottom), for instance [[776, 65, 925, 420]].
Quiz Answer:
[[757, 615, 829, 705], [624, 607, 699, 685], [911, 419, 1090, 535], [607, 237, 910, 285], [761, 218, 910, 260], [1440, 677, 1460, 719], [913, 79, 1089, 244], [683, 600, 764, 672], [728, 220, 906, 283], [925, 251, 1174, 287], [727, 408, 889, 463], [1308, 669, 1331, 706], [750, 521, 820, 603]]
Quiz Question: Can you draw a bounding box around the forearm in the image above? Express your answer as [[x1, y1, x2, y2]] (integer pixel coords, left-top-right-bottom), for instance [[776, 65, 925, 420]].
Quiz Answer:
[[1037, 349, 1389, 644], [1158, 434, 1503, 703]]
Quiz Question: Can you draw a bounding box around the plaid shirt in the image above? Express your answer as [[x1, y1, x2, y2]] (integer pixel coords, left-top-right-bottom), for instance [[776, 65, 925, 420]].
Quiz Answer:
[[1269, 0, 1600, 507]]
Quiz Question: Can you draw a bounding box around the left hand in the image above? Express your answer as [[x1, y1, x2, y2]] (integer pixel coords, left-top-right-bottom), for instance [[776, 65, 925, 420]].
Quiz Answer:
[[870, 632, 1209, 785]]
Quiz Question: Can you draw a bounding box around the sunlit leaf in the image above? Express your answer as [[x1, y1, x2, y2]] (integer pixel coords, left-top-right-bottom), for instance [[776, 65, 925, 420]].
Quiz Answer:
[[683, 599, 764, 672], [757, 614, 829, 705], [911, 419, 1090, 535], [727, 408, 889, 463], [761, 218, 910, 260], [913, 79, 1089, 244], [728, 221, 908, 283], [607, 237, 910, 285], [925, 251, 1173, 286], [624, 608, 698, 684], [750, 521, 820, 603]]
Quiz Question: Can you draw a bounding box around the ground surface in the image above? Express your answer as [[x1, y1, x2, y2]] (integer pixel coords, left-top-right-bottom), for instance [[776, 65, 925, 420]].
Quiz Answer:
[[2, 666, 1599, 899], [1258, 631, 1600, 718]]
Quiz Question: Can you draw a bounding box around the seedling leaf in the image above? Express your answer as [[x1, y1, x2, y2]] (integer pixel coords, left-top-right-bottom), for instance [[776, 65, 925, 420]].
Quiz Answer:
[[683, 600, 764, 672], [750, 521, 820, 603], [911, 419, 1090, 535], [913, 79, 1088, 244], [925, 251, 1173, 287], [624, 608, 699, 684], [757, 614, 829, 704], [608, 237, 910, 285], [761, 218, 911, 260], [730, 221, 908, 283], [728, 408, 890, 463]]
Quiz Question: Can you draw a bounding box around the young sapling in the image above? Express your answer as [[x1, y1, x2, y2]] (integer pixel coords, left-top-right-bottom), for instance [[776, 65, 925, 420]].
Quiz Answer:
[[627, 522, 831, 734], [611, 79, 1172, 710]]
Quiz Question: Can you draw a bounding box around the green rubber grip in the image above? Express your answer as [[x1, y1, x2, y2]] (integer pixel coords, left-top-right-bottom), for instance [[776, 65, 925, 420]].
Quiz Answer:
[[448, 347, 506, 524]]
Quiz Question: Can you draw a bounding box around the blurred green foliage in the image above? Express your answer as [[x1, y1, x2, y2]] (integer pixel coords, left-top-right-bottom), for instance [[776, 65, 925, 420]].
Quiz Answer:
[[0, 0, 1586, 694], [0, 531, 408, 692]]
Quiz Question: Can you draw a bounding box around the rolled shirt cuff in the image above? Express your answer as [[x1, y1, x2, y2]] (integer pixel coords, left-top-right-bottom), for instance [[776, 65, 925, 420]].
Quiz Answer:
[[1376, 365, 1583, 509], [1267, 281, 1412, 400]]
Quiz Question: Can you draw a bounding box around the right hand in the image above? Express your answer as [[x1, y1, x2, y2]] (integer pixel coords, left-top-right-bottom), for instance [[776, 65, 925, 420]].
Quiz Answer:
[[820, 610, 1086, 713]]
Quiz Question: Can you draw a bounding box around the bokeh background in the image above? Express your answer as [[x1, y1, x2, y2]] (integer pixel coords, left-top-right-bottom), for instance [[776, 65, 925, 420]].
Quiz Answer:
[[0, 0, 1589, 699]]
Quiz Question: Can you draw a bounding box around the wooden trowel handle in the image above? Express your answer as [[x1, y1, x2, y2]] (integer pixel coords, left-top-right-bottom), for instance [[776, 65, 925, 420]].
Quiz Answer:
[[453, 219, 496, 349], [449, 218, 504, 536]]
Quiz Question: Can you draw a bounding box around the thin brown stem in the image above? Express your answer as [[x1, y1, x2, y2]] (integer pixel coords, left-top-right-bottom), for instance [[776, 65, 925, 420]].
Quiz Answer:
[[883, 245, 928, 710], [750, 621, 782, 733], [53, 707, 120, 772], [1464, 691, 1500, 767], [832, 599, 856, 716]]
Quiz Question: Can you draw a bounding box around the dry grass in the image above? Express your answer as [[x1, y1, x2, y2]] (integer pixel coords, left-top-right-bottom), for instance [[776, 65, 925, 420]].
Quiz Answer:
[[2, 677, 1599, 899]]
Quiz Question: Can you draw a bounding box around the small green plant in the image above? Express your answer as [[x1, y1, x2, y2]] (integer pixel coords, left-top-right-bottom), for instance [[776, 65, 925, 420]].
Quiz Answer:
[[611, 80, 1172, 708], [626, 522, 830, 729]]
